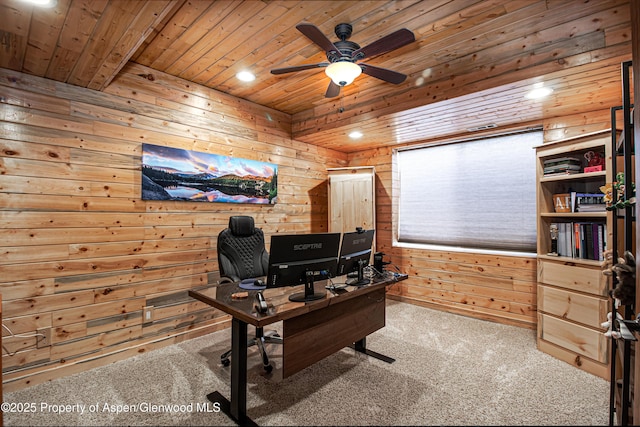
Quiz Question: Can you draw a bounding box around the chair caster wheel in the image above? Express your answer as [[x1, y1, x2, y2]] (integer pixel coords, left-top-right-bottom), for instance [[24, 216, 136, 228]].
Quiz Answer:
[[264, 364, 273, 373], [221, 358, 230, 367]]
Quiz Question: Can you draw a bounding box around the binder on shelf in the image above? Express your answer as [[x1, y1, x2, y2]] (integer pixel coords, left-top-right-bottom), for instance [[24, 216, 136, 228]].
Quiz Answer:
[[584, 224, 594, 260], [553, 221, 605, 261], [573, 222, 581, 258], [592, 223, 600, 261]]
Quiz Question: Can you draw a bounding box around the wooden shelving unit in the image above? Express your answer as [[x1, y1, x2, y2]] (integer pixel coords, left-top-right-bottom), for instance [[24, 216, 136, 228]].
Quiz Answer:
[[535, 129, 613, 380]]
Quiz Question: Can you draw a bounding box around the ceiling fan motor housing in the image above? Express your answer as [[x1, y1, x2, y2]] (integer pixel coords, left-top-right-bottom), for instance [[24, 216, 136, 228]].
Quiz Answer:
[[326, 40, 360, 62], [327, 23, 361, 64], [334, 23, 352, 39], [271, 21, 415, 97]]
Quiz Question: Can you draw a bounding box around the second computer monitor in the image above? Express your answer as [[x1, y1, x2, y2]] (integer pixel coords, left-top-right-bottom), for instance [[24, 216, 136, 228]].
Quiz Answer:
[[266, 232, 341, 302], [337, 229, 375, 286]]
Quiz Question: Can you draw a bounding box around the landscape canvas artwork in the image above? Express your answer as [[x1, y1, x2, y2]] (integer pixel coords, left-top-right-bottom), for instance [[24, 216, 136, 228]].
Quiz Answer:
[[141, 143, 278, 204]]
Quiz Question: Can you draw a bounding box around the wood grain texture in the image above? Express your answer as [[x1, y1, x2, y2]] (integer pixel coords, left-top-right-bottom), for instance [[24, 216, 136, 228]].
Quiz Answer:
[[0, 0, 637, 397], [0, 0, 632, 152], [0, 66, 346, 392], [348, 111, 615, 331], [327, 167, 376, 234], [282, 287, 386, 378]]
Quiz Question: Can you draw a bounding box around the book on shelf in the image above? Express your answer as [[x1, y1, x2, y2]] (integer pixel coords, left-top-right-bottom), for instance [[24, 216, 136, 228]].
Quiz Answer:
[[543, 157, 582, 176], [584, 165, 603, 173], [553, 222, 574, 258], [584, 223, 594, 260], [571, 192, 606, 212], [544, 164, 581, 174], [543, 157, 581, 167], [592, 223, 600, 262], [576, 204, 607, 212], [573, 222, 580, 258], [543, 169, 582, 176], [549, 221, 606, 261], [597, 224, 604, 261]]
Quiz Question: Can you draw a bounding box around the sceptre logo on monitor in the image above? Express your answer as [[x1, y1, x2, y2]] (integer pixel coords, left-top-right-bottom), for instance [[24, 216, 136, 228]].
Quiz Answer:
[[293, 243, 323, 250]]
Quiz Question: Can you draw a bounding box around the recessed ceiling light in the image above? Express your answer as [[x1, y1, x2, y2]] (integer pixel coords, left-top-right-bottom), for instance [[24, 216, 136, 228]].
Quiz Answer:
[[236, 71, 255, 82], [525, 82, 553, 99], [21, 0, 56, 7], [349, 131, 363, 139]]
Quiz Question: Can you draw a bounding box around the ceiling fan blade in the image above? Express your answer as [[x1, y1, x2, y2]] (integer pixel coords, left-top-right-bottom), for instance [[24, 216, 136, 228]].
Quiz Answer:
[[361, 64, 407, 84], [296, 23, 340, 54], [351, 28, 415, 61], [325, 80, 341, 98], [271, 62, 329, 75]]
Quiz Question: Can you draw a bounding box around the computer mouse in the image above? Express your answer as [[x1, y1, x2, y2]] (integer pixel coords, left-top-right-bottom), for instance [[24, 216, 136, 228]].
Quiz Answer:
[[254, 279, 265, 287]]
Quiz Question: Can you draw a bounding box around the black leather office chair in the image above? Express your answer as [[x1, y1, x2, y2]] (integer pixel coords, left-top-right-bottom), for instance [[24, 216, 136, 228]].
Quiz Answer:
[[217, 215, 281, 373]]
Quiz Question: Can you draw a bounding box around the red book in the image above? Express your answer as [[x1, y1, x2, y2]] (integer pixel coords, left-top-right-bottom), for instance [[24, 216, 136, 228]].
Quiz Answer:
[[584, 165, 603, 173]]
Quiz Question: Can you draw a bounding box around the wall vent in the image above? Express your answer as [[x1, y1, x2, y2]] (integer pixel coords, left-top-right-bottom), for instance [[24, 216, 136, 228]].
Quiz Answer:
[[467, 123, 498, 132]]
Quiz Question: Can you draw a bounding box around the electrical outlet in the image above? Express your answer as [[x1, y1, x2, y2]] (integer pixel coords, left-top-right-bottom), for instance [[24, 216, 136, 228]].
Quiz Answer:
[[36, 328, 51, 348], [143, 306, 154, 323]]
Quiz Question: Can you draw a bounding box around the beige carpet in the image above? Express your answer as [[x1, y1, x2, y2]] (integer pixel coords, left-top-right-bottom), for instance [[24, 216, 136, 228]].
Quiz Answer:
[[3, 300, 610, 426]]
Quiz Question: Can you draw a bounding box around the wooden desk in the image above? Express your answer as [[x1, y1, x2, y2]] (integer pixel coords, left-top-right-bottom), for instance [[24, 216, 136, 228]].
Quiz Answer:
[[189, 272, 407, 425]]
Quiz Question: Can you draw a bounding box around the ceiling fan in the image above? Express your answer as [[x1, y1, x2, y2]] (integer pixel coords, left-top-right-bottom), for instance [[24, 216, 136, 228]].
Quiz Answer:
[[270, 23, 415, 98]]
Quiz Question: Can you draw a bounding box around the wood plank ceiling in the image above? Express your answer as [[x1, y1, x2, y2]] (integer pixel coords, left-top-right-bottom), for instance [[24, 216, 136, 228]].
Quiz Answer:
[[0, 0, 633, 153]]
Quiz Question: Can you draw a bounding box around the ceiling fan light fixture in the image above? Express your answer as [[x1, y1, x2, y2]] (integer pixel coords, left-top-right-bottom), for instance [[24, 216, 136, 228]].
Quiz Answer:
[[325, 61, 362, 86]]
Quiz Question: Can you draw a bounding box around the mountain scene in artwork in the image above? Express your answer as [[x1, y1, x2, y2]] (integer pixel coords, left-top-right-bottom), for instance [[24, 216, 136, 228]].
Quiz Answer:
[[141, 144, 278, 204]]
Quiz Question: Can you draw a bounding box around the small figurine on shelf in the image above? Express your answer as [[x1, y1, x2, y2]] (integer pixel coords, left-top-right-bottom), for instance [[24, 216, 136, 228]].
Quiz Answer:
[[584, 150, 606, 172], [600, 182, 613, 207], [548, 223, 559, 256], [600, 171, 636, 211]]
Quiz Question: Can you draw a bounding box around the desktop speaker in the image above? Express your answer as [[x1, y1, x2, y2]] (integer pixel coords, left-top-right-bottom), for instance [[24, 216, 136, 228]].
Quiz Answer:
[[374, 252, 390, 272]]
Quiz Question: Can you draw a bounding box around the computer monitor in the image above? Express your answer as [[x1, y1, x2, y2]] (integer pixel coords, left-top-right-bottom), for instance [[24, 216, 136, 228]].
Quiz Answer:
[[266, 232, 341, 302], [337, 229, 375, 286]]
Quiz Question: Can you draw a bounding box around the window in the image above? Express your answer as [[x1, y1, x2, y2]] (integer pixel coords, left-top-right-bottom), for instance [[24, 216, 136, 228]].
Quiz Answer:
[[395, 129, 541, 253]]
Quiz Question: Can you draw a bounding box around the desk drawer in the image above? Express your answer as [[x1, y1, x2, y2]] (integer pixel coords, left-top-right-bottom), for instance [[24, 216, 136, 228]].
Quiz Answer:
[[538, 313, 608, 363], [538, 259, 607, 295]]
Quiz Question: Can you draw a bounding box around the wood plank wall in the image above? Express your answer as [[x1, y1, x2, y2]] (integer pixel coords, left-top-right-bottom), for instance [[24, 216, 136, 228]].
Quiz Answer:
[[0, 59, 622, 393], [0, 63, 347, 392], [348, 110, 615, 330]]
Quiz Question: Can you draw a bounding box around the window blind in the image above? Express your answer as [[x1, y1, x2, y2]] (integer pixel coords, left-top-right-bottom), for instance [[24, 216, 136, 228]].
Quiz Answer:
[[396, 130, 540, 252]]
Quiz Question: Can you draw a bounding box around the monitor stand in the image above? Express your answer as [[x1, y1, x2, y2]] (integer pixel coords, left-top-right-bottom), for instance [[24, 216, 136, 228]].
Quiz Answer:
[[289, 271, 326, 302], [346, 260, 369, 287]]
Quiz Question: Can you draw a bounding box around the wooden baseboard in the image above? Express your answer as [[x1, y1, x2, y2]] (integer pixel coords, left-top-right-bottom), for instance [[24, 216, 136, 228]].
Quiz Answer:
[[2, 319, 230, 394], [386, 295, 536, 330]]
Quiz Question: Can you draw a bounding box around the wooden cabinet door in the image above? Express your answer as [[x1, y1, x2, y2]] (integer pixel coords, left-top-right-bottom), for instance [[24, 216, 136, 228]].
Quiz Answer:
[[327, 167, 375, 234]]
